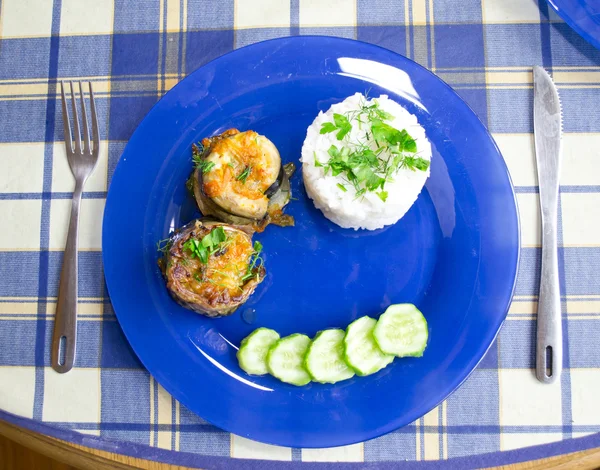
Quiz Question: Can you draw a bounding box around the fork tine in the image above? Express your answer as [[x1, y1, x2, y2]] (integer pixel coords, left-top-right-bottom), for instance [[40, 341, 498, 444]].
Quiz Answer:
[[60, 82, 73, 154], [78, 81, 91, 153], [88, 82, 99, 155], [70, 81, 81, 154]]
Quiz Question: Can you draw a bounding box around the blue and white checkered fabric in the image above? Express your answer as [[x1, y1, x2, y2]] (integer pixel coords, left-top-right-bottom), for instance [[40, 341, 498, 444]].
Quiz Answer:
[[1, 0, 600, 464]]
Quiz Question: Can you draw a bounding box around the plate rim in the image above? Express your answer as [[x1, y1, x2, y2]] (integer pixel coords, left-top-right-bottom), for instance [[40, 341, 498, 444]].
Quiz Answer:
[[547, 0, 600, 50], [102, 35, 521, 448], [4, 409, 600, 467]]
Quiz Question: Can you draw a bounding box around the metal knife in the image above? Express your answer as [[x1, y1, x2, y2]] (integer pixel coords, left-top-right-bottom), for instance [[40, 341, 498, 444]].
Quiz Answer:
[[533, 66, 563, 384]]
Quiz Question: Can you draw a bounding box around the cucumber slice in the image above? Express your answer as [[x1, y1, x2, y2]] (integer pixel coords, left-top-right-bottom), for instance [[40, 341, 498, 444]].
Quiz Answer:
[[267, 334, 312, 386], [237, 328, 280, 376], [304, 329, 355, 384], [373, 304, 428, 357], [343, 316, 394, 376]]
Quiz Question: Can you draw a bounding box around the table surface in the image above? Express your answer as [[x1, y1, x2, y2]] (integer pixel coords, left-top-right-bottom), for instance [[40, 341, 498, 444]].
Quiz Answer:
[[2, 420, 600, 470], [1, 0, 600, 467]]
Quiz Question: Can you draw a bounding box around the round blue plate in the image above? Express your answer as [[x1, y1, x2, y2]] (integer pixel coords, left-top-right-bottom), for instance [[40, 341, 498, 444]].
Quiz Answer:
[[547, 0, 600, 50], [102, 36, 520, 448]]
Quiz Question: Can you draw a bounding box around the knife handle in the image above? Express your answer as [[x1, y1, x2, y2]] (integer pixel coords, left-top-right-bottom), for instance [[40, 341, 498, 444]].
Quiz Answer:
[[536, 218, 562, 383]]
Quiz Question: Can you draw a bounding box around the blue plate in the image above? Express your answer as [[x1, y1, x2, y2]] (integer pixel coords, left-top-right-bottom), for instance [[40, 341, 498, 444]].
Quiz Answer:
[[102, 36, 520, 448], [547, 0, 600, 50]]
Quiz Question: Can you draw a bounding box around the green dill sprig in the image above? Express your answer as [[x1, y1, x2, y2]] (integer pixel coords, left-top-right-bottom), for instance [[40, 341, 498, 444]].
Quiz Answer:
[[199, 161, 215, 173], [236, 165, 252, 184], [191, 142, 215, 174], [241, 241, 263, 282], [156, 238, 172, 254]]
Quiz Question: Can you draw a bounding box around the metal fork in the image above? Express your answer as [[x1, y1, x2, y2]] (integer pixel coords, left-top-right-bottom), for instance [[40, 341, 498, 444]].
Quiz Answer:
[[51, 81, 99, 373]]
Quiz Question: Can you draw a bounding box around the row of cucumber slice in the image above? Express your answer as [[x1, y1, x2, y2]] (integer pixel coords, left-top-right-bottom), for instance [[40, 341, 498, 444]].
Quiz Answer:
[[236, 303, 428, 386]]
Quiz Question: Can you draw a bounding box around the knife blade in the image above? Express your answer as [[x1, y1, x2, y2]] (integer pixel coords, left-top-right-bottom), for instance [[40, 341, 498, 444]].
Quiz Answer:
[[533, 66, 563, 384]]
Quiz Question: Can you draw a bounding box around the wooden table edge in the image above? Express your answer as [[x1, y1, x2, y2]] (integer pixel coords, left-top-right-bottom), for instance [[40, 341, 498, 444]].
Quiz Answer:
[[1, 418, 600, 470]]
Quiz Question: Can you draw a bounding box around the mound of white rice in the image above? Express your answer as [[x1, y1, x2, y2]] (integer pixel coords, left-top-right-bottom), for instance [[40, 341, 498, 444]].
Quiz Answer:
[[301, 93, 431, 231]]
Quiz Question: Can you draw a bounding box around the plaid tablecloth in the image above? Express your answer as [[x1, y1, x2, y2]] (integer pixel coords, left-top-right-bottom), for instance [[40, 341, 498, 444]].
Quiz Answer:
[[1, 0, 600, 467]]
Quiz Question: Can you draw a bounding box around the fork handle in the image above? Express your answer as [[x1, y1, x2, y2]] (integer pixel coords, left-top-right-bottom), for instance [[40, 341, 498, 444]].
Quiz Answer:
[[51, 183, 82, 373], [536, 219, 563, 383]]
